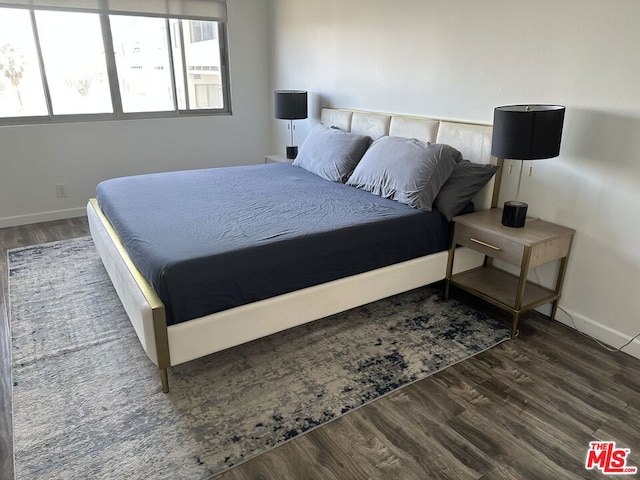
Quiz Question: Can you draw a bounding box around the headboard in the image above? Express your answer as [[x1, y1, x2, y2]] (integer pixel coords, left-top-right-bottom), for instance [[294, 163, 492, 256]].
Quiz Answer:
[[320, 108, 502, 211]]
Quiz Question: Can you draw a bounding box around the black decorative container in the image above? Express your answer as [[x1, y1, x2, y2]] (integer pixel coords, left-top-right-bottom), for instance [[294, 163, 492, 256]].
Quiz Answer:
[[286, 146, 298, 160], [502, 201, 528, 228]]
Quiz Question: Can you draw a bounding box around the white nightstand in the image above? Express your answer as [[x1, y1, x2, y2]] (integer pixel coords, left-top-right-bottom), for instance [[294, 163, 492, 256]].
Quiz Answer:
[[265, 154, 291, 164], [445, 208, 575, 337]]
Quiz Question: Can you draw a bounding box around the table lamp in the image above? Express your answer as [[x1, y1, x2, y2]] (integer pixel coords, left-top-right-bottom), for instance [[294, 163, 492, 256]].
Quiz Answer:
[[491, 104, 566, 228], [274, 90, 308, 159]]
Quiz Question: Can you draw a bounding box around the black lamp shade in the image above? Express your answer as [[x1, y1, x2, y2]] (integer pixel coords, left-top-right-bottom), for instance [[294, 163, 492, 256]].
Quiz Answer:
[[491, 105, 565, 160], [274, 90, 308, 120]]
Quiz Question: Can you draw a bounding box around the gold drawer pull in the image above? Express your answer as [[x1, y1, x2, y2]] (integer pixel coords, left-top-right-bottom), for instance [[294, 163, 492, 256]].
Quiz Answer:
[[469, 237, 501, 251]]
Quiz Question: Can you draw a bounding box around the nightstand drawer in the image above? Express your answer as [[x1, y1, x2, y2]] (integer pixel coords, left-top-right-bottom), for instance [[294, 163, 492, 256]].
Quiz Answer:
[[453, 223, 524, 266]]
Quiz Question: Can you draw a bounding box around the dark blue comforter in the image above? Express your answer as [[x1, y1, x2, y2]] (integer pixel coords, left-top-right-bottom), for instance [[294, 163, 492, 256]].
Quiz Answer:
[[97, 162, 451, 325]]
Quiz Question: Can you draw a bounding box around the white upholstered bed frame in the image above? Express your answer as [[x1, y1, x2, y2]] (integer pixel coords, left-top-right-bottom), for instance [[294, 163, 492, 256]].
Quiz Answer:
[[87, 108, 502, 392]]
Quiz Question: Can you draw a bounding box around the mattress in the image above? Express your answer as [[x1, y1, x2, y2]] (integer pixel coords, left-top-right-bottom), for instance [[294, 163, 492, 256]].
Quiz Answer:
[[96, 162, 452, 325]]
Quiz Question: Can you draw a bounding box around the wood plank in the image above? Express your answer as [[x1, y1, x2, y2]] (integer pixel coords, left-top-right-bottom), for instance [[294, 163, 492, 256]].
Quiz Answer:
[[311, 409, 429, 480], [464, 344, 606, 435], [446, 408, 591, 480], [360, 394, 483, 479]]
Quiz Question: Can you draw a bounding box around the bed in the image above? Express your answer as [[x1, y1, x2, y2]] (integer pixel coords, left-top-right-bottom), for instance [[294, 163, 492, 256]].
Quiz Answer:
[[87, 108, 502, 392]]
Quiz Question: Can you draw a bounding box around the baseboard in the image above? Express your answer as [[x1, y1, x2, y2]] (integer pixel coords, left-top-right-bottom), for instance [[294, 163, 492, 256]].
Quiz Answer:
[[551, 305, 640, 360], [0, 207, 86, 229]]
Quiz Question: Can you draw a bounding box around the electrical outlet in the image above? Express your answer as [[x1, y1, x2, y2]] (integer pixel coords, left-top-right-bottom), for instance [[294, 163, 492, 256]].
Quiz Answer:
[[56, 183, 68, 198]]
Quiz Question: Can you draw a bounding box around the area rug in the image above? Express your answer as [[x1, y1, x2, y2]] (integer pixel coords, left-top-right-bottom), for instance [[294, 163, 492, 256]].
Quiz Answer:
[[8, 237, 510, 480]]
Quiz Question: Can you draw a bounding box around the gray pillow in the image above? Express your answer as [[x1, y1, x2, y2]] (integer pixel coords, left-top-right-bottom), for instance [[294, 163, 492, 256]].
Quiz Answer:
[[293, 124, 371, 182], [346, 136, 462, 211], [434, 160, 499, 221]]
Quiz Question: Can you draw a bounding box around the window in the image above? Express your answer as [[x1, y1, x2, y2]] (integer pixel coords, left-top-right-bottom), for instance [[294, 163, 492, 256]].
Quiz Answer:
[[0, 9, 47, 117], [36, 10, 112, 115], [110, 16, 175, 113], [0, 0, 230, 125], [181, 19, 224, 110]]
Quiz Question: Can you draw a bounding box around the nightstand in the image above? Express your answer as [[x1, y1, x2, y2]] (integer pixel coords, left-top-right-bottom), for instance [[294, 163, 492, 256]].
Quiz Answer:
[[265, 154, 291, 164], [445, 208, 575, 337]]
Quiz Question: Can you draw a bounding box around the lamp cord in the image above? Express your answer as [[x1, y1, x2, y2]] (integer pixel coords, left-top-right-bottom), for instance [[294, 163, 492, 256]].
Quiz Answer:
[[533, 268, 640, 353], [557, 304, 640, 352]]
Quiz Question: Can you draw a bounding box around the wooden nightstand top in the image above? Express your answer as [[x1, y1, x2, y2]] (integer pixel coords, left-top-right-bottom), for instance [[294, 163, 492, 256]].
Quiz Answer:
[[452, 208, 575, 248], [265, 154, 291, 164]]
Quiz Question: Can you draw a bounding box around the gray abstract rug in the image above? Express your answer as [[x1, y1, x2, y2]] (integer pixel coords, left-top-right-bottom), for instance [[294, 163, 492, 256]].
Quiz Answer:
[[9, 237, 510, 480]]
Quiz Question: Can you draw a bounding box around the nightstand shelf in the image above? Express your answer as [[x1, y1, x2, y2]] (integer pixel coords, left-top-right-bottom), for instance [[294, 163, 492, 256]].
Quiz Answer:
[[445, 208, 575, 337], [451, 265, 556, 312]]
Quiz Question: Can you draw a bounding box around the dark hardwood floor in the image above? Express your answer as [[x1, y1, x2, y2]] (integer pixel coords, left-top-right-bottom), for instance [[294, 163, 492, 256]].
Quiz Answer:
[[2, 218, 639, 480]]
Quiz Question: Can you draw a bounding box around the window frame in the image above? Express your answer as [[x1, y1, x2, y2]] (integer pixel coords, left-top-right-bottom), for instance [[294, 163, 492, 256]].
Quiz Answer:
[[0, 6, 231, 126]]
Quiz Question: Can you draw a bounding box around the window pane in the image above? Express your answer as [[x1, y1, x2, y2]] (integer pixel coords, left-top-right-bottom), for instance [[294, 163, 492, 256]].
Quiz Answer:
[[181, 20, 223, 110], [36, 10, 112, 115], [0, 8, 48, 118], [190, 21, 217, 43], [110, 16, 175, 113]]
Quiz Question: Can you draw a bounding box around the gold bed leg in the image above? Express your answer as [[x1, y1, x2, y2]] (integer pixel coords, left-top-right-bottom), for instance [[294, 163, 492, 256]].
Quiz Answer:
[[152, 306, 171, 393], [159, 368, 169, 393]]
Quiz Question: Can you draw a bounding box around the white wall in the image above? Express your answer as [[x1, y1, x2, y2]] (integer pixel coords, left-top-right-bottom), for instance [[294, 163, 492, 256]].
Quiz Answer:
[[0, 0, 272, 227], [270, 0, 640, 358]]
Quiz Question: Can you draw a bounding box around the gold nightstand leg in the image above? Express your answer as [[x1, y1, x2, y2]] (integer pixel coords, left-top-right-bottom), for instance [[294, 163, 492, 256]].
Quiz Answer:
[[445, 241, 457, 301], [551, 254, 571, 321], [512, 247, 532, 338], [511, 312, 520, 338]]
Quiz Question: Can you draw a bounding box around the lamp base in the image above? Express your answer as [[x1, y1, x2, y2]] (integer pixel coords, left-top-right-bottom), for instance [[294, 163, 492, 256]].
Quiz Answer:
[[286, 146, 298, 160], [502, 201, 528, 228]]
